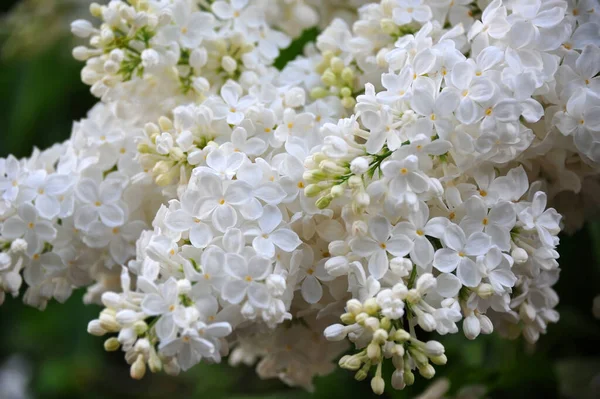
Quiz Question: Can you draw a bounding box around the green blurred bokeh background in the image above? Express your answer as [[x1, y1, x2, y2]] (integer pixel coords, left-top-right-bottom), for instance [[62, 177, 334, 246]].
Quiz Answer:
[[0, 1, 599, 398]]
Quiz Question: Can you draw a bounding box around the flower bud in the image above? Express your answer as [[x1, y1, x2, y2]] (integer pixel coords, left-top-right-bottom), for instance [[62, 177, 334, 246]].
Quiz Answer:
[[394, 329, 411, 343], [347, 299, 363, 315], [87, 320, 107, 336], [116, 309, 139, 325], [316, 195, 333, 209], [177, 279, 191, 295], [350, 157, 370, 175], [73, 46, 91, 61], [330, 57, 345, 73], [364, 298, 379, 315], [90, 3, 102, 17], [221, 56, 238, 74], [324, 324, 347, 341], [520, 302, 536, 324], [418, 364, 435, 379], [479, 314, 494, 334], [266, 274, 286, 296], [364, 317, 380, 331], [463, 315, 481, 340], [391, 369, 405, 390], [367, 342, 381, 361], [355, 369, 368, 381], [133, 321, 148, 335], [190, 48, 208, 69], [341, 355, 362, 370], [192, 77, 210, 93], [424, 340, 445, 357], [104, 337, 120, 351], [322, 69, 338, 86], [141, 49, 160, 69], [71, 19, 95, 38], [417, 313, 437, 332], [390, 257, 412, 277], [0, 253, 11, 271], [134, 338, 151, 353], [511, 247, 528, 263], [355, 312, 368, 325], [331, 184, 344, 197], [341, 67, 355, 85], [340, 312, 355, 324], [404, 369, 415, 385], [371, 376, 385, 395], [163, 358, 181, 376], [416, 273, 436, 293], [101, 292, 122, 308], [380, 317, 392, 331], [430, 354, 447, 365], [10, 239, 28, 254], [130, 355, 146, 380], [284, 87, 306, 108], [310, 87, 329, 99], [325, 256, 349, 277], [148, 349, 162, 373], [476, 283, 494, 298], [373, 329, 388, 344], [380, 18, 398, 35], [341, 96, 356, 109], [340, 87, 352, 98], [304, 183, 325, 197]]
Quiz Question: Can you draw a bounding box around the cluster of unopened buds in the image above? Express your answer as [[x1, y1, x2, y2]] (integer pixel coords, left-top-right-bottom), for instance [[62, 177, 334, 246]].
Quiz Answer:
[[1, 0, 599, 395]]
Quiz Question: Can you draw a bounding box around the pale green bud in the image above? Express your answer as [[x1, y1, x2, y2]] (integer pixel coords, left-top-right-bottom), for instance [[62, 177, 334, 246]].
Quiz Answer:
[[319, 160, 347, 175], [305, 184, 325, 197], [380, 18, 398, 35], [341, 68, 355, 85], [430, 354, 447, 365], [153, 160, 173, 175], [316, 195, 333, 209], [341, 96, 356, 109], [90, 3, 103, 18], [137, 143, 153, 154], [408, 347, 428, 366], [418, 364, 436, 379], [340, 87, 352, 98], [340, 312, 356, 324], [331, 184, 345, 198], [394, 329, 411, 343], [310, 87, 330, 99], [380, 317, 392, 331], [341, 355, 362, 370], [347, 299, 363, 315], [355, 369, 368, 381], [355, 312, 369, 325], [404, 369, 415, 385], [373, 329, 388, 344], [322, 69, 338, 86], [364, 298, 379, 315], [330, 57, 345, 73], [158, 116, 173, 131], [133, 321, 148, 335], [104, 337, 120, 352]]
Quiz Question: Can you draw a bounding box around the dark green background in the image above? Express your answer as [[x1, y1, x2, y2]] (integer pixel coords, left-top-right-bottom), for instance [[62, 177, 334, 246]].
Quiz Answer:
[[0, 1, 599, 398]]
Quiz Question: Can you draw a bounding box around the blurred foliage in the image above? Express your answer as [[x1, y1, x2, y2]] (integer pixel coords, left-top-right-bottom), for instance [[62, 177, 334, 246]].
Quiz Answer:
[[0, 1, 600, 398]]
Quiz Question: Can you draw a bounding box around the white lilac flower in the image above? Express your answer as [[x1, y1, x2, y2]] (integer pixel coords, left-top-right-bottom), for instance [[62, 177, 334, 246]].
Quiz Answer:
[[1, 0, 598, 394]]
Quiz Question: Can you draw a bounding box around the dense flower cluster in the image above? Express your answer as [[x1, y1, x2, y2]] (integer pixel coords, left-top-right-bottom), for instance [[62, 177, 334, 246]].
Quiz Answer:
[[1, 0, 599, 394]]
